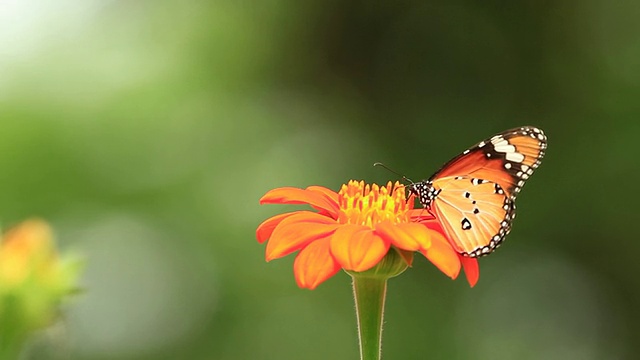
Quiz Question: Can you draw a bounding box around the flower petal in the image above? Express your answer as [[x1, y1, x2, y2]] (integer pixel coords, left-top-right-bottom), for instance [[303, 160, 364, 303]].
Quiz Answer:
[[375, 221, 432, 251], [306, 186, 340, 218], [408, 209, 438, 224], [259, 187, 339, 218], [265, 212, 338, 261], [330, 225, 390, 272], [294, 238, 341, 290], [460, 256, 479, 287], [420, 229, 461, 279], [256, 211, 301, 244], [306, 185, 339, 205]]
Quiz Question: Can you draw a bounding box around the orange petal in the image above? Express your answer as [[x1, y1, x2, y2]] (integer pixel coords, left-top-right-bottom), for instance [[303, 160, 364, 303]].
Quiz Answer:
[[306, 185, 339, 205], [265, 212, 338, 261], [408, 209, 437, 222], [259, 187, 339, 218], [294, 238, 341, 290], [375, 221, 432, 251], [330, 225, 390, 272], [421, 217, 445, 233], [420, 230, 461, 279], [257, 211, 301, 244], [306, 186, 340, 217], [460, 256, 480, 287]]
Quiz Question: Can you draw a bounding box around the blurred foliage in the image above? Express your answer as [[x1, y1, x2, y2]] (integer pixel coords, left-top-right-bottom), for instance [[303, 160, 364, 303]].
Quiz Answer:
[[0, 0, 639, 359]]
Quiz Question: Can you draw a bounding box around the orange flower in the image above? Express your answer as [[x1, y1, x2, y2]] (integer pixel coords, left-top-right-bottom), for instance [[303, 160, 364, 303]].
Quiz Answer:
[[257, 180, 478, 289]]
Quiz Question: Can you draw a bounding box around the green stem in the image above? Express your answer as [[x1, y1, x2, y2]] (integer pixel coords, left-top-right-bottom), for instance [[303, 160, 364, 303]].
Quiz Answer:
[[0, 338, 23, 360], [352, 275, 387, 360], [0, 318, 25, 360]]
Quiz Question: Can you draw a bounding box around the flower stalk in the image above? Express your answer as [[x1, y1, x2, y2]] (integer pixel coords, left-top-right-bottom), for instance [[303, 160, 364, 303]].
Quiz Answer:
[[348, 248, 408, 360], [0, 332, 24, 360], [352, 275, 386, 360]]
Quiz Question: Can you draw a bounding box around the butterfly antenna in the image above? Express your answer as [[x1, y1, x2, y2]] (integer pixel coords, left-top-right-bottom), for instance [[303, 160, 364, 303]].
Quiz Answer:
[[373, 162, 414, 184]]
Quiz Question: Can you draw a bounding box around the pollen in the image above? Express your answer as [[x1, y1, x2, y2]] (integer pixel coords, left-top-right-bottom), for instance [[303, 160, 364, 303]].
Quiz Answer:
[[337, 180, 412, 227]]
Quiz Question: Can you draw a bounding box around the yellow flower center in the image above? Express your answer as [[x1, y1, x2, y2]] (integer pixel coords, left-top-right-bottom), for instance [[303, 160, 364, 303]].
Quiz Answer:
[[338, 180, 413, 227]]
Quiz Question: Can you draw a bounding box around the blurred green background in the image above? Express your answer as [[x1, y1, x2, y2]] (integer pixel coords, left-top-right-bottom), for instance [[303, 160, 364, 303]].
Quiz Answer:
[[1, 0, 639, 359]]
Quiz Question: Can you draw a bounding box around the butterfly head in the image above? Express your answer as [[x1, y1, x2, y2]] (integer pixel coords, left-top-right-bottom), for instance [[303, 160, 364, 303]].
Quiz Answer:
[[406, 180, 438, 208], [372, 162, 439, 207]]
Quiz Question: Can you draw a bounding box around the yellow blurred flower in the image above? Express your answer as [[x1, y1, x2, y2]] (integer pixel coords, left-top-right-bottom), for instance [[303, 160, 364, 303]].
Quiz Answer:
[[0, 219, 82, 357], [0, 220, 56, 287]]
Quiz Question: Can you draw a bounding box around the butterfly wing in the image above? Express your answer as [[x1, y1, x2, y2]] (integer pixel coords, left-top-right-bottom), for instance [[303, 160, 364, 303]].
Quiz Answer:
[[430, 126, 547, 198], [412, 126, 546, 257], [429, 176, 515, 257]]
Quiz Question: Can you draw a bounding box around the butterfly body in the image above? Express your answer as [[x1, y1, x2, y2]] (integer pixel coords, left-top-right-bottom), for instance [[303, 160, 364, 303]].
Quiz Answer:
[[408, 126, 546, 257]]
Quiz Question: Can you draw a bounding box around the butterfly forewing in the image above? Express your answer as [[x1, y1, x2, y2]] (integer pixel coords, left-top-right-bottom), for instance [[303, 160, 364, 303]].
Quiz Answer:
[[430, 126, 547, 199], [411, 126, 546, 257]]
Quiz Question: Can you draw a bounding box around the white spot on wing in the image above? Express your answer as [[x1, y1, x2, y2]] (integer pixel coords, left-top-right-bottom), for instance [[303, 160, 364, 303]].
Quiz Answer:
[[491, 138, 508, 147], [494, 144, 516, 153], [505, 152, 525, 162]]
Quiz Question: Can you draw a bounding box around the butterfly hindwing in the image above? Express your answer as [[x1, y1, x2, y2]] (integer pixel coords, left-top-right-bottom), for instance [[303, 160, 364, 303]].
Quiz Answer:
[[430, 176, 515, 257], [410, 126, 546, 257]]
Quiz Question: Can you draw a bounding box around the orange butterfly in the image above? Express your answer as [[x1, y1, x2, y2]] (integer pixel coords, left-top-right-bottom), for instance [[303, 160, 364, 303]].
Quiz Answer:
[[408, 126, 547, 257]]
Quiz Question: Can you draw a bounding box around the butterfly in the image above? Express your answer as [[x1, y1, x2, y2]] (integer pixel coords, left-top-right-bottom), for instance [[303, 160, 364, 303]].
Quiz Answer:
[[407, 126, 547, 257]]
